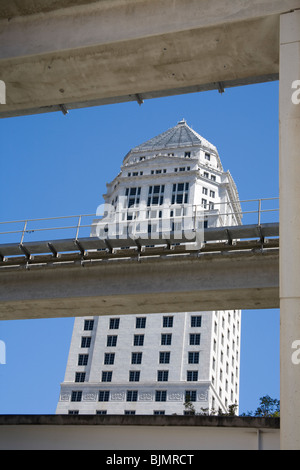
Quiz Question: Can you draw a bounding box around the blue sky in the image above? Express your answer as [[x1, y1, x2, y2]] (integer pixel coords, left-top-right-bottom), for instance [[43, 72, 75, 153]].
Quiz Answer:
[[0, 81, 280, 415]]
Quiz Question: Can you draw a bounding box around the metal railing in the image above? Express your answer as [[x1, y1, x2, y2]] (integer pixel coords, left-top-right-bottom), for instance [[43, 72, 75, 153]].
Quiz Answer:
[[0, 197, 279, 246]]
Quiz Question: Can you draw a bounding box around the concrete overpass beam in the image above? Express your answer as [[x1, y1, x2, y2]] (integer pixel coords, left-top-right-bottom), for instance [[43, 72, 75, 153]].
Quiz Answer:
[[1, 0, 300, 117], [0, 250, 279, 321]]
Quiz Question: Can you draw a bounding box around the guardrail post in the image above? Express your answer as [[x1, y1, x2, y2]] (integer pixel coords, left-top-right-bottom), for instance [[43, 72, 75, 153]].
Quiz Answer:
[[20, 220, 27, 244], [258, 199, 262, 225], [75, 216, 82, 239]]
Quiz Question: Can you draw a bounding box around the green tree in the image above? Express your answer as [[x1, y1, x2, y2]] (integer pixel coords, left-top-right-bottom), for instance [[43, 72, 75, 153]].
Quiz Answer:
[[253, 395, 280, 417], [241, 395, 280, 417], [183, 394, 196, 415]]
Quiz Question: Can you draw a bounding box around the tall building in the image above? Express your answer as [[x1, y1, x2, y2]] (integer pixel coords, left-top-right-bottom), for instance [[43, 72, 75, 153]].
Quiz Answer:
[[56, 120, 242, 416]]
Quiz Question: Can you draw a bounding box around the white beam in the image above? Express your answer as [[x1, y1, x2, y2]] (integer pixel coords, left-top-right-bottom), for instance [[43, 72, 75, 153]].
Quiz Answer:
[[279, 9, 300, 450], [0, 250, 279, 320], [1, 0, 300, 117]]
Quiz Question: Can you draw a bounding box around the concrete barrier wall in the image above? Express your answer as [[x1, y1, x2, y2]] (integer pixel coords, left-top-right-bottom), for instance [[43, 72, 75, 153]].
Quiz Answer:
[[0, 415, 280, 450]]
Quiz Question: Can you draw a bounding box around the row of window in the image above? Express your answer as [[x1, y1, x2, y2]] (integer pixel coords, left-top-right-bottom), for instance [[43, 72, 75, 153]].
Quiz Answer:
[[69, 410, 170, 415], [71, 389, 199, 403], [80, 332, 200, 351], [130, 150, 212, 162], [77, 350, 201, 368], [203, 171, 216, 181], [127, 166, 194, 177], [75, 369, 201, 383], [83, 315, 201, 332], [125, 183, 190, 208], [201, 199, 215, 210], [202, 187, 215, 198], [128, 150, 213, 164]]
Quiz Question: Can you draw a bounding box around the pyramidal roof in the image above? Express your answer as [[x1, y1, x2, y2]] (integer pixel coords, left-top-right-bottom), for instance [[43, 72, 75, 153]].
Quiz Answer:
[[129, 119, 218, 154]]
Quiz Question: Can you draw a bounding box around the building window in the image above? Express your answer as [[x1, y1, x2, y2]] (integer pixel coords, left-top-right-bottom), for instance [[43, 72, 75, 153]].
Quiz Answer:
[[185, 390, 197, 402], [109, 318, 120, 329], [189, 334, 201, 345], [78, 354, 88, 366], [136, 317, 146, 329], [71, 391, 82, 402], [98, 391, 110, 402], [104, 353, 115, 365], [210, 190, 215, 198], [157, 370, 169, 382], [75, 372, 86, 383], [188, 352, 199, 364], [125, 187, 141, 208], [211, 175, 216, 181], [133, 334, 144, 346], [202, 187, 208, 195], [102, 371, 112, 382], [163, 316, 173, 328], [131, 352, 142, 364], [154, 410, 165, 415], [129, 371, 140, 382], [159, 352, 170, 364], [201, 198, 207, 208], [191, 315, 202, 328], [96, 410, 107, 415], [161, 334, 172, 346], [155, 390, 167, 402], [205, 153, 211, 161], [127, 390, 138, 401], [125, 410, 136, 415], [68, 410, 79, 415], [81, 337, 91, 348], [185, 152, 191, 158], [84, 319, 94, 331], [187, 371, 198, 381], [203, 172, 209, 178], [147, 185, 165, 206], [107, 335, 118, 347], [171, 182, 189, 204], [184, 410, 195, 416]]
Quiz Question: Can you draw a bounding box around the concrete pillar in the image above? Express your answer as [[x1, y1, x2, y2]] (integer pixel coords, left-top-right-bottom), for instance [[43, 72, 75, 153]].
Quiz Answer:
[[279, 9, 300, 450]]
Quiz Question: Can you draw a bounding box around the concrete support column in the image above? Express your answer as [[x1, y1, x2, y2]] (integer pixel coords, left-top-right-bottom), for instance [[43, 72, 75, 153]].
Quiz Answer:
[[279, 9, 300, 450]]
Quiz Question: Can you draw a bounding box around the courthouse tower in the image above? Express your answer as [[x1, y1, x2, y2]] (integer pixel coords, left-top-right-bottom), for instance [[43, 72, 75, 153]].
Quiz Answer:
[[56, 120, 242, 415]]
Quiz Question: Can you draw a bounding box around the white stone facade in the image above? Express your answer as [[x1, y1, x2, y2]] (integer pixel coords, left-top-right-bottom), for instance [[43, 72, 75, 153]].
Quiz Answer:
[[56, 120, 241, 416]]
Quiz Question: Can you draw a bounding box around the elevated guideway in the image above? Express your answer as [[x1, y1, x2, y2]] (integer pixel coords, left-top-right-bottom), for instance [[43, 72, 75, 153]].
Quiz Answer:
[[0, 199, 279, 320]]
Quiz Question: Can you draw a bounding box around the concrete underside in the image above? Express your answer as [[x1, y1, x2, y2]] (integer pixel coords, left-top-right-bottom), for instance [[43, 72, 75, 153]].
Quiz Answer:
[[0, 415, 280, 450], [0, 249, 279, 320], [1, 0, 299, 118]]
